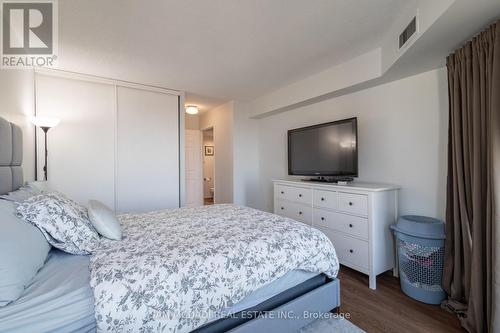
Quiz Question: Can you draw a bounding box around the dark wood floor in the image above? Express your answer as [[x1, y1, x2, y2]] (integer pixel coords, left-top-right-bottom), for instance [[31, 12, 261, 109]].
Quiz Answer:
[[339, 266, 464, 333]]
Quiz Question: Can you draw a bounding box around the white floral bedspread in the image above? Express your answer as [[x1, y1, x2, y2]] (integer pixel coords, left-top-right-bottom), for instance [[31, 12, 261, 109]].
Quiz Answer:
[[90, 204, 339, 333]]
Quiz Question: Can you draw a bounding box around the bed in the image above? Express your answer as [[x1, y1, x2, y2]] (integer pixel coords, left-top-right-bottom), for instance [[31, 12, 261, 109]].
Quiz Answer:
[[0, 117, 340, 333], [0, 249, 336, 333]]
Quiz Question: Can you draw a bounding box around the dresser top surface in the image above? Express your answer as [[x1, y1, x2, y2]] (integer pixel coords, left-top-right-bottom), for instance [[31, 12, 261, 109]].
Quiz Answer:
[[273, 179, 400, 192]]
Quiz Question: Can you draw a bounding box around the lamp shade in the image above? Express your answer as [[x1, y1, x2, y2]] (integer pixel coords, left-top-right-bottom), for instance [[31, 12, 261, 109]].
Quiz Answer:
[[31, 116, 60, 129], [185, 105, 199, 115]]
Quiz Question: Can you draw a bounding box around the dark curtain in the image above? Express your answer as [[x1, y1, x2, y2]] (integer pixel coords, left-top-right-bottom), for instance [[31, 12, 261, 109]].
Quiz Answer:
[[443, 21, 499, 333]]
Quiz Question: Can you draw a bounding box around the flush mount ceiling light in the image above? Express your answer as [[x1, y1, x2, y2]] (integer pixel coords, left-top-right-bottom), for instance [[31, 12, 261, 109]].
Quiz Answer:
[[185, 105, 199, 115]]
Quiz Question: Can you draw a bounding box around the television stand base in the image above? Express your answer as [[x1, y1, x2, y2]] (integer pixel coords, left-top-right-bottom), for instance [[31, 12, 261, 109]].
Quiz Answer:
[[301, 176, 354, 184]]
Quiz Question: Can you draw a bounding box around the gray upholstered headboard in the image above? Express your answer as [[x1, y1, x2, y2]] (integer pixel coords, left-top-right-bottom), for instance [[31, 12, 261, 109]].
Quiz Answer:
[[0, 117, 23, 195]]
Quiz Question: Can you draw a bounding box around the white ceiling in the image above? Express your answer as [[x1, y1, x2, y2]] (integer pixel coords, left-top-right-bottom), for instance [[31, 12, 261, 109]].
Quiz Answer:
[[57, 0, 409, 108], [184, 93, 227, 114]]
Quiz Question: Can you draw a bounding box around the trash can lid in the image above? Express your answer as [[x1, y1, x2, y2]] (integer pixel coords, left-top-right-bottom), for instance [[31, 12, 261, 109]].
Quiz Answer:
[[392, 215, 445, 239]]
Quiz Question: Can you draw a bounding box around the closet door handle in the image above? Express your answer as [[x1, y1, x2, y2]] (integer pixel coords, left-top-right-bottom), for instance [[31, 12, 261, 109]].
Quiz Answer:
[[348, 202, 353, 206], [321, 197, 325, 201], [299, 211, 303, 215], [321, 217, 325, 221], [349, 224, 353, 228], [280, 207, 284, 210], [280, 191, 284, 194], [349, 249, 354, 254], [298, 194, 302, 198]]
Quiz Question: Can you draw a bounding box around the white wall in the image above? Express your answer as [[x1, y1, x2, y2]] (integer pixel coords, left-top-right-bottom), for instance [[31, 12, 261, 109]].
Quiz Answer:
[[0, 70, 35, 182], [199, 102, 234, 203], [185, 114, 200, 130], [255, 68, 448, 220], [197, 101, 259, 207], [251, 49, 382, 117], [232, 101, 259, 208]]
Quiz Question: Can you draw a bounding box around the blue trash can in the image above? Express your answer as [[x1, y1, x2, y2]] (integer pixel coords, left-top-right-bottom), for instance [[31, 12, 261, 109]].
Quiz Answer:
[[390, 216, 446, 305]]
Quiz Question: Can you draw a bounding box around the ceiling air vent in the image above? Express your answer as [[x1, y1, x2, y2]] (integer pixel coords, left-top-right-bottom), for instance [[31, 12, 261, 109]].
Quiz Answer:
[[399, 17, 417, 49]]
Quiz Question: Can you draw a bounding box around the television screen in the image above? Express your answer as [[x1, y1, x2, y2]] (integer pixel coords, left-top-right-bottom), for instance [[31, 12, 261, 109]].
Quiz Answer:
[[288, 118, 358, 176]]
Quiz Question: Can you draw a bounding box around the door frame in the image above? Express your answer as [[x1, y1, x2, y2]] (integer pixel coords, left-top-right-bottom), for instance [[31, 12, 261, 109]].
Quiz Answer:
[[201, 127, 215, 204]]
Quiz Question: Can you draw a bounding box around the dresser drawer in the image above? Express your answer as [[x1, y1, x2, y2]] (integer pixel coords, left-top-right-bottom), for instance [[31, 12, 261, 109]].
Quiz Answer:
[[275, 200, 312, 225], [338, 192, 368, 216], [275, 185, 312, 205], [313, 189, 338, 209], [317, 226, 369, 271], [313, 209, 368, 239]]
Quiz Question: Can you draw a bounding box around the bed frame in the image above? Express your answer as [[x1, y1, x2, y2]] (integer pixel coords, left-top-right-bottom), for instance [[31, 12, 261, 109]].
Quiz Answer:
[[0, 116, 341, 332], [195, 275, 341, 333]]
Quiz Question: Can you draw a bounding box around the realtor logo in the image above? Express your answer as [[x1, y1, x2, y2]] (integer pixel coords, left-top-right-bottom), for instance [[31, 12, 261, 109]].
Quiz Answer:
[[1, 0, 57, 68]]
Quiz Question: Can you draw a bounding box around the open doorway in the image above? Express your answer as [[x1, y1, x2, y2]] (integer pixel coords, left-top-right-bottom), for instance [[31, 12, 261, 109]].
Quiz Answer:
[[202, 128, 214, 205]]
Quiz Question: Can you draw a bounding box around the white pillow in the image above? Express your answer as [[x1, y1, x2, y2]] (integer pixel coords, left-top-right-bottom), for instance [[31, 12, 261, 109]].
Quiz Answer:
[[27, 181, 52, 193], [88, 200, 122, 240], [0, 185, 40, 202]]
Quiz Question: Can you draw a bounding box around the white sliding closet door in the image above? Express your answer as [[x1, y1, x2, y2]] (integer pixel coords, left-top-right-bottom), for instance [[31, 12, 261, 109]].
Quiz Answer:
[[36, 74, 116, 208], [116, 86, 179, 213]]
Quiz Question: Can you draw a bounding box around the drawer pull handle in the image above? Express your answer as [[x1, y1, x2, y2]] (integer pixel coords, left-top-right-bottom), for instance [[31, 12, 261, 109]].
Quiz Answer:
[[349, 249, 354, 254], [299, 194, 302, 197], [348, 202, 353, 206], [321, 217, 325, 221], [299, 211, 303, 215], [349, 224, 353, 228], [281, 191, 284, 194], [321, 197, 325, 201], [281, 207, 284, 210]]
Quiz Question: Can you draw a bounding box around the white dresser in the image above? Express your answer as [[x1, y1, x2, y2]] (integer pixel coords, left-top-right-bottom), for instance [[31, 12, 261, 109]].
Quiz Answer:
[[273, 179, 399, 289]]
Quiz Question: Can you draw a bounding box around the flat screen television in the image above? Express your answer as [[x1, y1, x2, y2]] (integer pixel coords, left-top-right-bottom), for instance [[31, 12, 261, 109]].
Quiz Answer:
[[288, 117, 358, 178]]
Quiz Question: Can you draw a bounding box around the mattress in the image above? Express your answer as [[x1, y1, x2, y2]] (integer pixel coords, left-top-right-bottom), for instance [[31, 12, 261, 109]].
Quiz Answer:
[[0, 250, 318, 333], [91, 204, 338, 332]]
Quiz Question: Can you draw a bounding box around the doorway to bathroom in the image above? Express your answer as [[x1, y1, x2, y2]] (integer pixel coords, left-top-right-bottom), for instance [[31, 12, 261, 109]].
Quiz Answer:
[[202, 128, 215, 205]]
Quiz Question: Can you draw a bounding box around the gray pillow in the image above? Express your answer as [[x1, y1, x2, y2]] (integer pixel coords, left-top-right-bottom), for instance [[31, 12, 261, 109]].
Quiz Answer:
[[0, 200, 51, 307], [88, 200, 122, 240], [16, 192, 100, 255]]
